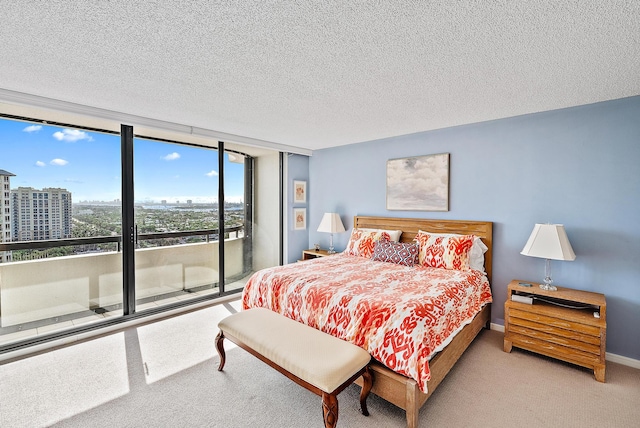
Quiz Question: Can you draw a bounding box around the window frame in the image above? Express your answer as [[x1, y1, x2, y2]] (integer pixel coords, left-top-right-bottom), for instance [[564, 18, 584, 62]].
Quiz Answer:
[[0, 113, 280, 355]]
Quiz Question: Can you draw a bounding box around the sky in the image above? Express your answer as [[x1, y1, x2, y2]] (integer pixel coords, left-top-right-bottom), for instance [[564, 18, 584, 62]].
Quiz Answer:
[[0, 117, 245, 203]]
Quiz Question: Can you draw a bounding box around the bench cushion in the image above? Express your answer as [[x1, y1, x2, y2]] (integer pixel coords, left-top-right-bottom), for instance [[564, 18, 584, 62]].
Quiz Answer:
[[218, 308, 371, 393]]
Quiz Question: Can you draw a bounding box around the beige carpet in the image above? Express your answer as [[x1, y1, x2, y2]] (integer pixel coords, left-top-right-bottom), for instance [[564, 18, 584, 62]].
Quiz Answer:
[[1, 300, 639, 427]]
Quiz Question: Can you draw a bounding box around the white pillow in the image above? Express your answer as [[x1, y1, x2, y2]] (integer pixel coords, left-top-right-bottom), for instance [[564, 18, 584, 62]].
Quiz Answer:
[[469, 237, 488, 272], [417, 230, 488, 272]]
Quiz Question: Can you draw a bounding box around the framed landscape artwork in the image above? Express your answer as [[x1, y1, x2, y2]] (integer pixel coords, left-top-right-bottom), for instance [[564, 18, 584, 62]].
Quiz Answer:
[[386, 153, 450, 211]]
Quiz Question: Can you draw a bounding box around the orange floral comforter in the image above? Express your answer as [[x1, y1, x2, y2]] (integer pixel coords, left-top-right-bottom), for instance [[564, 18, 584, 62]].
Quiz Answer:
[[241, 254, 492, 393]]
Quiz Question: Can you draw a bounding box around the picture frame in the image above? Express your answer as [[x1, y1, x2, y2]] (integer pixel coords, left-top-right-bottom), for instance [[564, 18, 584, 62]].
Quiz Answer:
[[293, 180, 307, 204], [293, 208, 307, 230], [386, 153, 450, 211]]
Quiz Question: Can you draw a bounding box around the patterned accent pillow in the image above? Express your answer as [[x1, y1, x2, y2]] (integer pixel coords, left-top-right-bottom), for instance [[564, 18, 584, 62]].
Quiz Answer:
[[372, 239, 419, 267], [414, 231, 475, 270], [417, 230, 488, 272], [344, 228, 392, 258], [358, 228, 403, 242]]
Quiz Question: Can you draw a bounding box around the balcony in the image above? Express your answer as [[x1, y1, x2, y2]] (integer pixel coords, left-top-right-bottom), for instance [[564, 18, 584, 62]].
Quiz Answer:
[[0, 229, 251, 347]]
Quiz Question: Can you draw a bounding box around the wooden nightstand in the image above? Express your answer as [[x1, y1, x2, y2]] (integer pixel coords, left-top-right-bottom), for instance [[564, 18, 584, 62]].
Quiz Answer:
[[504, 279, 607, 382], [301, 249, 335, 261]]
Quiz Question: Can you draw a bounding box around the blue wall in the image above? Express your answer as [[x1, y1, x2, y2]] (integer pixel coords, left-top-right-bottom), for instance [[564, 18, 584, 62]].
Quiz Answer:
[[303, 96, 640, 360]]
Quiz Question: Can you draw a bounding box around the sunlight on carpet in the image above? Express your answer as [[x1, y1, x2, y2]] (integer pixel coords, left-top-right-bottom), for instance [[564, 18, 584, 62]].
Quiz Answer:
[[0, 333, 130, 427], [137, 303, 239, 384]]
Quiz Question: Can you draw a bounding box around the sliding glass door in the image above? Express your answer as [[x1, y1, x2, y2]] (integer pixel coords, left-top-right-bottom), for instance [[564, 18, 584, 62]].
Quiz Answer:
[[0, 117, 123, 345], [133, 137, 221, 311], [223, 150, 251, 292]]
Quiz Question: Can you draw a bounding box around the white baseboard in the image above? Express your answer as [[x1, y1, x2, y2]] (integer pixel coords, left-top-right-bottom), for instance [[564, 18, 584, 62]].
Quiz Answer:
[[606, 352, 640, 369], [490, 322, 505, 333], [489, 323, 640, 369]]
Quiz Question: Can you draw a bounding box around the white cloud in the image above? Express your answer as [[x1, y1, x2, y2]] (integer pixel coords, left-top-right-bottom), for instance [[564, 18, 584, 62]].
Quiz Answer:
[[52, 129, 93, 142], [163, 152, 180, 161], [35, 160, 46, 167], [24, 125, 42, 133], [205, 170, 218, 177], [50, 158, 69, 166]]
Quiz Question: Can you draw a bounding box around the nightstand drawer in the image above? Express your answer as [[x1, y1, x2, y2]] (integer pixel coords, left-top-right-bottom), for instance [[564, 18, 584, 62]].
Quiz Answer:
[[507, 324, 601, 355], [508, 308, 601, 338], [508, 332, 602, 367], [507, 315, 601, 345]]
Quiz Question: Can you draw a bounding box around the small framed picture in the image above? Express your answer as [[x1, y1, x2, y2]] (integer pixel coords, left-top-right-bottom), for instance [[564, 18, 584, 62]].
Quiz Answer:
[[294, 208, 306, 230], [293, 180, 307, 204]]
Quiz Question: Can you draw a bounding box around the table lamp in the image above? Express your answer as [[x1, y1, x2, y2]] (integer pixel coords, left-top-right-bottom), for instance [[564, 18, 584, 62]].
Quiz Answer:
[[317, 213, 345, 254], [521, 223, 576, 291]]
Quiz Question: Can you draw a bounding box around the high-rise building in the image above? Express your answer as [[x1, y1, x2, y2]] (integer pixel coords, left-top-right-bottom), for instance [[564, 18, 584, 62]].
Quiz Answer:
[[11, 186, 72, 241], [1, 169, 15, 262]]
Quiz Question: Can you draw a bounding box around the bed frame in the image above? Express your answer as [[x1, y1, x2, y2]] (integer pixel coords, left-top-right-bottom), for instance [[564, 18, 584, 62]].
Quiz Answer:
[[352, 216, 493, 428]]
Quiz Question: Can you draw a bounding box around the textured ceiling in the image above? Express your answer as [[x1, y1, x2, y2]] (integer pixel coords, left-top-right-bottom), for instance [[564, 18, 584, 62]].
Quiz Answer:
[[1, 1, 639, 152]]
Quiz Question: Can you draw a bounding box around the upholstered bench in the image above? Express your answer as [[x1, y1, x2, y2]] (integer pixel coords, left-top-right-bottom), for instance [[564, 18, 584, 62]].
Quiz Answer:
[[215, 307, 373, 428]]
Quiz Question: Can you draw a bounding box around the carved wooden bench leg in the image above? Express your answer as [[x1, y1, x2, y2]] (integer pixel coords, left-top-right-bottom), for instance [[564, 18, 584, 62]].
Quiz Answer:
[[217, 309, 373, 427], [215, 331, 226, 371], [359, 366, 373, 416], [322, 392, 339, 428]]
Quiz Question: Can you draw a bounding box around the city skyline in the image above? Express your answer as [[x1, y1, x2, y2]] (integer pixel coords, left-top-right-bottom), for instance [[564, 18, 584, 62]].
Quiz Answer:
[[0, 117, 245, 203]]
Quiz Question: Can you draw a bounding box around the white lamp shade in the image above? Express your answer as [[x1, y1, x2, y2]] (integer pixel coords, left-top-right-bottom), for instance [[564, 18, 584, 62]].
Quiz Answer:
[[317, 213, 346, 233], [521, 224, 576, 261]]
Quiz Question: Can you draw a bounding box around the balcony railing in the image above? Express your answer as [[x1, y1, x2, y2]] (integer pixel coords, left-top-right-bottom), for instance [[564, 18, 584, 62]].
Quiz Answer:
[[0, 226, 248, 332], [0, 225, 243, 253]]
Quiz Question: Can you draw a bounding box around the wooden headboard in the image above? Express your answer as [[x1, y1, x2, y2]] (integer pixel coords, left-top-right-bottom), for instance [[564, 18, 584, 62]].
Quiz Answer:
[[354, 216, 493, 283]]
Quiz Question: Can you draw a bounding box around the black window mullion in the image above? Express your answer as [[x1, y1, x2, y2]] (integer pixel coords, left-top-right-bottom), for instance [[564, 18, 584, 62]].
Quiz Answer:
[[218, 141, 225, 293], [121, 125, 136, 315]]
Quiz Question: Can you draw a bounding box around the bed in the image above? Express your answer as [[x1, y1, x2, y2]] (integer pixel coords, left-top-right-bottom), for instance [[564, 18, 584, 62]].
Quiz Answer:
[[242, 216, 493, 428]]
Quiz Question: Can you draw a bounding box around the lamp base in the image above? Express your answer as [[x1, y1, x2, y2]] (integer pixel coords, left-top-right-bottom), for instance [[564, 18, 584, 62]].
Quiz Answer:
[[539, 259, 557, 291], [539, 283, 557, 291]]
